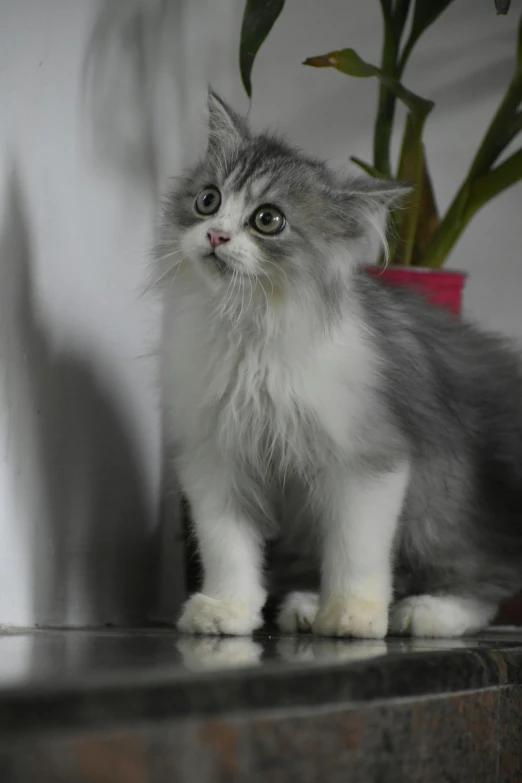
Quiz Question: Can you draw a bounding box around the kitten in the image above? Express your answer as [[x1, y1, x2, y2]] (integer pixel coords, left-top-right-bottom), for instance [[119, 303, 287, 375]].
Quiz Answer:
[[156, 89, 522, 638]]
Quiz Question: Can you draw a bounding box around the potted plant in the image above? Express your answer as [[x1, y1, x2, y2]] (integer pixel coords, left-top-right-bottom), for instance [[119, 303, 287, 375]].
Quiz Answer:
[[239, 0, 522, 318]]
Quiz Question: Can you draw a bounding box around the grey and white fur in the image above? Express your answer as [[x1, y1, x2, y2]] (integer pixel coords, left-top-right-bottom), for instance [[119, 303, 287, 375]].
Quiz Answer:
[[157, 89, 522, 638]]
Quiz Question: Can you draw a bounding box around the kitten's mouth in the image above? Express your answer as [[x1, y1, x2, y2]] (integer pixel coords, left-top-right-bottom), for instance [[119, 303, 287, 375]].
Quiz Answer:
[[205, 250, 230, 275]]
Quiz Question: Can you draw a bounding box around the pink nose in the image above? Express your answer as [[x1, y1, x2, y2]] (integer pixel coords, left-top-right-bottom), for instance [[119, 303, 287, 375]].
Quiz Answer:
[[207, 229, 230, 249]]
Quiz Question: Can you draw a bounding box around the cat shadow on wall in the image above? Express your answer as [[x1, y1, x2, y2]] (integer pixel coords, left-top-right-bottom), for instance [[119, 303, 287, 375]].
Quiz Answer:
[[0, 164, 155, 627], [82, 0, 190, 621]]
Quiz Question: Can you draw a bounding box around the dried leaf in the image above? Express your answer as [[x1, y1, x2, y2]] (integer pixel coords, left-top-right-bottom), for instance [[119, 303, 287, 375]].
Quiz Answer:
[[304, 48, 433, 118]]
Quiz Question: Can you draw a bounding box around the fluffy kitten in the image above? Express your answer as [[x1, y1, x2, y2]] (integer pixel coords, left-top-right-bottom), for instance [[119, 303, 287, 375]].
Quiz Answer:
[[157, 89, 522, 638]]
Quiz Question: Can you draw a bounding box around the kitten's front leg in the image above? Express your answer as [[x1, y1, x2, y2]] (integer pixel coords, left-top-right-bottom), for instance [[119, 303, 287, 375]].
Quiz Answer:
[[314, 462, 409, 639], [177, 455, 266, 636]]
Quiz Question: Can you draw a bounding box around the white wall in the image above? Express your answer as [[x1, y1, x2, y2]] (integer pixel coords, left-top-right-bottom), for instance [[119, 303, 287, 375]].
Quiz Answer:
[[0, 0, 520, 627]]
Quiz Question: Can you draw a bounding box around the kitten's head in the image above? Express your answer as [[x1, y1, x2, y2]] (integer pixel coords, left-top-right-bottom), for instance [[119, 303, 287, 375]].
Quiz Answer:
[[160, 89, 407, 324]]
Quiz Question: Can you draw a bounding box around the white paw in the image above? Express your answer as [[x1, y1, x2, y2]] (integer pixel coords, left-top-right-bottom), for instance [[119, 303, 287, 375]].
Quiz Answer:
[[277, 592, 319, 633], [177, 593, 263, 636], [176, 637, 262, 670], [313, 595, 389, 639], [389, 595, 495, 638]]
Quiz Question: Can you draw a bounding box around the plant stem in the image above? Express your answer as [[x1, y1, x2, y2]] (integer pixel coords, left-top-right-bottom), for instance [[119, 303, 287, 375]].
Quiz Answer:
[[419, 187, 472, 268], [393, 0, 412, 35], [398, 34, 416, 73], [373, 16, 399, 175], [373, 0, 414, 176], [393, 115, 427, 266], [373, 0, 412, 175]]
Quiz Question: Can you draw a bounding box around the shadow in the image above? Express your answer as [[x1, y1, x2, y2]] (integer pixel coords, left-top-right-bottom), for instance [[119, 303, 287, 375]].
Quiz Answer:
[[81, 0, 190, 625], [0, 163, 155, 627], [81, 0, 187, 195], [427, 58, 515, 111]]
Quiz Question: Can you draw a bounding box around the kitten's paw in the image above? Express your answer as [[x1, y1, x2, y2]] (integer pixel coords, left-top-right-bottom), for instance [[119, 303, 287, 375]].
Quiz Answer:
[[177, 593, 263, 636], [389, 595, 495, 638], [277, 591, 319, 633], [313, 595, 388, 639]]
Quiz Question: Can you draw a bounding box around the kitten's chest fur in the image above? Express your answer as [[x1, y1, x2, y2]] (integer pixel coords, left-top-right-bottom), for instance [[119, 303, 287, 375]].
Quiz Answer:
[[206, 328, 335, 474], [164, 292, 374, 478]]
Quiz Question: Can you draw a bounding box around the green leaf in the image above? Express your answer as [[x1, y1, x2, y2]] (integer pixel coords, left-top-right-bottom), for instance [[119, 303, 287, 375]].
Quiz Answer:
[[393, 115, 426, 266], [373, 0, 412, 175], [495, 0, 511, 14], [412, 149, 440, 263], [469, 147, 522, 215], [399, 0, 454, 69], [304, 49, 434, 118], [518, 12, 522, 68], [422, 148, 522, 268], [512, 111, 522, 139], [391, 0, 413, 42], [350, 156, 389, 179], [409, 0, 455, 41], [239, 0, 285, 98]]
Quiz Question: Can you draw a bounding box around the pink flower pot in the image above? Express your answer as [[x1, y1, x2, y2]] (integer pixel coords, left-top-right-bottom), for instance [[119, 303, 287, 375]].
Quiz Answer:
[[366, 266, 467, 318]]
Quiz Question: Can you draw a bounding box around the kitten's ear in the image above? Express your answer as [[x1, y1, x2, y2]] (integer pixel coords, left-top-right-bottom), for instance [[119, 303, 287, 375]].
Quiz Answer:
[[341, 177, 412, 260], [349, 177, 412, 211], [207, 87, 248, 152]]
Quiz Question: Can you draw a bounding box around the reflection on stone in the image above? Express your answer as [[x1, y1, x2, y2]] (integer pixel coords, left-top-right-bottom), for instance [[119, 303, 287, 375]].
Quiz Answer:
[[276, 637, 388, 663], [391, 637, 469, 652], [176, 637, 263, 671]]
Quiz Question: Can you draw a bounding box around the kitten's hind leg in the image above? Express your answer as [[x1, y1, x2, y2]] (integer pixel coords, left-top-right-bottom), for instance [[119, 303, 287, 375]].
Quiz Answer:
[[390, 595, 497, 638], [277, 592, 319, 633]]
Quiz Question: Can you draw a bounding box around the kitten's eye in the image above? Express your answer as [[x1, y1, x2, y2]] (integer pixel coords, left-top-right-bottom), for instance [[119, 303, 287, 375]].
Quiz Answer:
[[195, 187, 221, 216], [250, 204, 286, 235]]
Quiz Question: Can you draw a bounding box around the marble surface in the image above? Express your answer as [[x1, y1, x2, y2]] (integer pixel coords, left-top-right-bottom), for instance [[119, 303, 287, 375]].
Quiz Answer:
[[0, 628, 521, 781], [0, 627, 521, 739]]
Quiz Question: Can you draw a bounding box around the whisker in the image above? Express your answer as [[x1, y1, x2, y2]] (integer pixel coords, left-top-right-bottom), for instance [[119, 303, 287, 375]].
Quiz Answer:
[[154, 247, 185, 264], [245, 273, 254, 314], [259, 270, 275, 296], [263, 258, 289, 284], [220, 268, 237, 318], [166, 255, 186, 299], [141, 257, 185, 297], [226, 271, 239, 322], [257, 271, 270, 314], [233, 274, 245, 328]]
